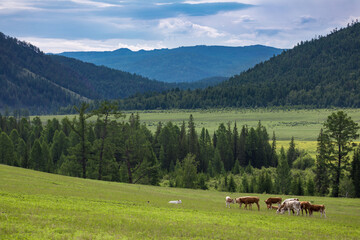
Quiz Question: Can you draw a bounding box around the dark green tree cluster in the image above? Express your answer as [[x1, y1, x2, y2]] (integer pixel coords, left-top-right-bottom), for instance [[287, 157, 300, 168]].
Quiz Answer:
[[0, 102, 159, 185], [315, 111, 360, 197]]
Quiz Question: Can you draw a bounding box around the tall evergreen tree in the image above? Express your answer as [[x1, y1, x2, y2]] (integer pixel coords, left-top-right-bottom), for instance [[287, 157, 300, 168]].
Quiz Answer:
[[215, 123, 233, 171], [188, 114, 199, 158], [276, 147, 291, 194], [65, 102, 92, 178], [270, 131, 278, 167], [351, 147, 360, 198], [287, 137, 297, 168], [29, 139, 44, 171], [238, 125, 247, 166], [323, 111, 359, 197], [314, 128, 330, 196], [92, 100, 124, 180], [0, 132, 16, 166]]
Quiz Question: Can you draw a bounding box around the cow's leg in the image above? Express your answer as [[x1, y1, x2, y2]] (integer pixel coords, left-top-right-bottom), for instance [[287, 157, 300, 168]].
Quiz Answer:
[[288, 209, 291, 215], [323, 210, 326, 218], [256, 202, 260, 211]]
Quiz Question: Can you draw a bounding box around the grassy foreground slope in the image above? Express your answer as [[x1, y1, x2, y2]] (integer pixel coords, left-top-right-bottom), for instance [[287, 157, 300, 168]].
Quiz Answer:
[[1, 165, 360, 239]]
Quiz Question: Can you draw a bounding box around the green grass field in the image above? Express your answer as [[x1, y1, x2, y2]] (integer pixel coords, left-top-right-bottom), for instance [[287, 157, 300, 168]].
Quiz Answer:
[[1, 164, 360, 239]]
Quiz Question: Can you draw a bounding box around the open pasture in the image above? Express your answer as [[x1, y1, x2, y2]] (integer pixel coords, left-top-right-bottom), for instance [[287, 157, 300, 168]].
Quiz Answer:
[[1, 164, 360, 239], [36, 108, 360, 141]]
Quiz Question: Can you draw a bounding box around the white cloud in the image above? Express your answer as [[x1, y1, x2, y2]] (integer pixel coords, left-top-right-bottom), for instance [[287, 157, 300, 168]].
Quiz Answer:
[[158, 18, 225, 38], [69, 0, 122, 8]]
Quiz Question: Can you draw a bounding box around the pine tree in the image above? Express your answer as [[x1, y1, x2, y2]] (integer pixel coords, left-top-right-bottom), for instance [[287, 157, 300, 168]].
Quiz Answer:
[[29, 139, 43, 171], [65, 102, 92, 178], [188, 115, 199, 159], [351, 147, 360, 198], [270, 131, 278, 167], [228, 175, 237, 192], [237, 127, 247, 164], [0, 132, 16, 166], [314, 128, 330, 196], [276, 147, 291, 194], [92, 100, 124, 180], [306, 178, 315, 196], [287, 136, 297, 168], [323, 111, 359, 197]]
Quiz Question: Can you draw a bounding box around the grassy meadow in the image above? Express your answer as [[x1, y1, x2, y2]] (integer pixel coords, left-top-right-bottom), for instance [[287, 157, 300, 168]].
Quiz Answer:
[[1, 164, 360, 239]]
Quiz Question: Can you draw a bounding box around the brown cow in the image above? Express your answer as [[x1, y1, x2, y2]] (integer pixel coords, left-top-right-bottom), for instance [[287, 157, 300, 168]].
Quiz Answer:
[[309, 204, 326, 218], [264, 197, 282, 209], [300, 201, 311, 216], [236, 196, 260, 211]]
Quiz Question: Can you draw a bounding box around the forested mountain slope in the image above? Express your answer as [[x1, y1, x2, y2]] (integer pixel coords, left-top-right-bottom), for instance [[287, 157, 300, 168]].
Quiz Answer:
[[118, 22, 360, 110], [0, 32, 182, 113], [0, 32, 96, 113], [60, 45, 283, 83]]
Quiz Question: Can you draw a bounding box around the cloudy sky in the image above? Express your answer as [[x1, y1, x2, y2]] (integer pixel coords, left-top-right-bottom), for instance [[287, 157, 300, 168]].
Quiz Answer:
[[1, 0, 359, 53]]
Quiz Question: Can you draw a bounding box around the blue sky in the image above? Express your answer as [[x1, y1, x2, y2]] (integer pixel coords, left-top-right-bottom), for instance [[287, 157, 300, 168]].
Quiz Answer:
[[1, 0, 359, 53]]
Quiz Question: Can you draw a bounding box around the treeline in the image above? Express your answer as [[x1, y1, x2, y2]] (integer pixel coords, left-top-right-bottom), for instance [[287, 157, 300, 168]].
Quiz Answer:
[[118, 21, 360, 110], [1, 104, 359, 197]]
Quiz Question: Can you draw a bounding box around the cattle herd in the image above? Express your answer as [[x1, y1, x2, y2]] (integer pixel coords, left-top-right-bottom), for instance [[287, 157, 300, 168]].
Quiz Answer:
[[225, 196, 326, 218]]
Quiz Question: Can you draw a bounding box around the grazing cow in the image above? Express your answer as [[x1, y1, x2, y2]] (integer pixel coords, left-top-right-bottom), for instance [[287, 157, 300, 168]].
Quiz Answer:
[[225, 196, 235, 208], [277, 198, 300, 213], [300, 201, 311, 216], [279, 200, 301, 216], [168, 200, 182, 204], [309, 204, 326, 218], [264, 197, 282, 209], [235, 196, 260, 211]]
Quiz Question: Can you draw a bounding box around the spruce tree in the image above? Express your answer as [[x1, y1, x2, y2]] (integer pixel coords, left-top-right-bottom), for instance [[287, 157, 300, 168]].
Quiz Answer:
[[276, 147, 291, 194], [287, 136, 297, 168], [270, 131, 278, 167], [228, 175, 237, 192], [314, 128, 330, 196], [351, 147, 360, 198], [0, 132, 16, 166]]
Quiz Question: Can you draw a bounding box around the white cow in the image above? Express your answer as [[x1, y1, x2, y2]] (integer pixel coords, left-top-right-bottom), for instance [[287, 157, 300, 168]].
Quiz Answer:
[[168, 200, 182, 204], [225, 196, 235, 208], [279, 200, 301, 216], [277, 198, 300, 214]]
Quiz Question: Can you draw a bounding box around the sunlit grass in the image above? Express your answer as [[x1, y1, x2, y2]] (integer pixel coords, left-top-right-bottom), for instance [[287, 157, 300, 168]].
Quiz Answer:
[[1, 164, 360, 239]]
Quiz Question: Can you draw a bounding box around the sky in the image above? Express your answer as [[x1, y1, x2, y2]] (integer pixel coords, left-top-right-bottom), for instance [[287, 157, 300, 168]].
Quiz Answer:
[[0, 0, 359, 53]]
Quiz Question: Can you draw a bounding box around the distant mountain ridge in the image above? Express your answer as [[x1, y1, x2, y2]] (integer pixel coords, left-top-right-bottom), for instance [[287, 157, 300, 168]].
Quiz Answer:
[[59, 45, 284, 83], [118, 22, 360, 110]]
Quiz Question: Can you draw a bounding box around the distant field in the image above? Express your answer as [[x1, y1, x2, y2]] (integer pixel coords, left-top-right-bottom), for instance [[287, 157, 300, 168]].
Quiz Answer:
[[1, 164, 360, 239], [35, 108, 360, 141]]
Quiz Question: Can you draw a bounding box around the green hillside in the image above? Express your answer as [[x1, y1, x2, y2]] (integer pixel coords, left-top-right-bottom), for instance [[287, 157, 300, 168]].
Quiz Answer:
[[0, 32, 178, 114], [118, 22, 360, 110], [1, 164, 360, 239]]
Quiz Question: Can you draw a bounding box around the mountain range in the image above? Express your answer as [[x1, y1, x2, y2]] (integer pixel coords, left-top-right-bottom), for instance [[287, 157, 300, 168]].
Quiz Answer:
[[59, 45, 283, 83], [118, 22, 360, 109]]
